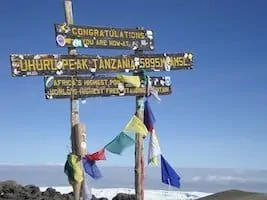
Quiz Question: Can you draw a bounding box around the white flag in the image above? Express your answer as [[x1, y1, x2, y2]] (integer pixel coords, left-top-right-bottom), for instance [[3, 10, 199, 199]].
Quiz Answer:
[[148, 86, 161, 102], [148, 129, 161, 166]]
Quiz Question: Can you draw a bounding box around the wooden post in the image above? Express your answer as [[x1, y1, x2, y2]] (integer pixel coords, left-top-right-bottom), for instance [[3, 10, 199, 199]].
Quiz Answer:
[[135, 100, 145, 200], [63, 1, 82, 200], [134, 44, 145, 200], [71, 123, 86, 200], [74, 123, 87, 157]]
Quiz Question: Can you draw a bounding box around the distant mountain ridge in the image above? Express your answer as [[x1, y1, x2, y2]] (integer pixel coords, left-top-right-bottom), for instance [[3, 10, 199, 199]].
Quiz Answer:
[[0, 165, 266, 194], [198, 189, 267, 200]]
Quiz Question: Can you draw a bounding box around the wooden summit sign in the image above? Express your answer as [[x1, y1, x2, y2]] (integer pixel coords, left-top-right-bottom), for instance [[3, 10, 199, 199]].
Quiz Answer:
[[44, 76, 172, 99], [10, 53, 193, 76], [8, 0, 194, 199], [55, 23, 154, 51]]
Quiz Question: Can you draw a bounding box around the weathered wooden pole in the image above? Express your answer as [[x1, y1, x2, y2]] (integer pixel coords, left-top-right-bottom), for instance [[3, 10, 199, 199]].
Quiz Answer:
[[135, 96, 145, 200], [74, 123, 87, 157], [74, 123, 87, 199], [134, 34, 145, 200], [63, 1, 82, 200]]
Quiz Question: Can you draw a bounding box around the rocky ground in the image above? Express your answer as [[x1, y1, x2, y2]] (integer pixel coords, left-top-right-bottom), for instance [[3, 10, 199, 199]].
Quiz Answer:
[[198, 189, 267, 200], [0, 181, 135, 200], [1, 180, 266, 200]]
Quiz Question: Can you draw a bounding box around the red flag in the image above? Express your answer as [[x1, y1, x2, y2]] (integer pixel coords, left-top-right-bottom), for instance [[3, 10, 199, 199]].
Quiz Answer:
[[85, 148, 106, 161]]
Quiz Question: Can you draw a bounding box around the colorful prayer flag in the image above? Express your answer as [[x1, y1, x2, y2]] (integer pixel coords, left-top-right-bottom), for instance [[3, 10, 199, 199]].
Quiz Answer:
[[116, 75, 141, 87], [82, 157, 102, 180], [123, 115, 148, 137], [105, 132, 135, 155], [144, 100, 156, 132], [82, 175, 92, 200], [148, 130, 161, 166], [64, 153, 83, 184], [148, 86, 161, 102], [85, 148, 106, 161], [161, 155, 181, 188]]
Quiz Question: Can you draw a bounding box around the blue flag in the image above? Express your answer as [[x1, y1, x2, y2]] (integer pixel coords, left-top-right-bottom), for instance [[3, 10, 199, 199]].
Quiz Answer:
[[82, 157, 102, 180], [161, 155, 181, 188], [144, 100, 156, 132], [105, 132, 135, 155]]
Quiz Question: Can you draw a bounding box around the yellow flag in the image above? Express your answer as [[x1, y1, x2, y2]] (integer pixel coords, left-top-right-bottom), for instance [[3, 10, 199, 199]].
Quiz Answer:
[[116, 75, 141, 87], [67, 154, 83, 183], [123, 115, 148, 137]]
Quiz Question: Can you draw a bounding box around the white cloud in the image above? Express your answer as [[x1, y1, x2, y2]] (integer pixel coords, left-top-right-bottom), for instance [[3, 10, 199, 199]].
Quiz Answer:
[[0, 163, 64, 166], [206, 175, 246, 183], [191, 176, 202, 182], [188, 175, 248, 183], [0, 163, 27, 166]]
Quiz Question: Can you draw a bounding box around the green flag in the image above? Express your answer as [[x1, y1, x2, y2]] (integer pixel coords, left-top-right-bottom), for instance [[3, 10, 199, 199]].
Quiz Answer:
[[64, 153, 83, 185], [105, 132, 135, 155]]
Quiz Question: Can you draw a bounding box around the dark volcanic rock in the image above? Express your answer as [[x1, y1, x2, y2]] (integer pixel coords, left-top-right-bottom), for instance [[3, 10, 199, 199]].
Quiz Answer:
[[0, 180, 23, 199], [41, 187, 65, 200], [112, 193, 135, 200], [94, 197, 108, 200], [0, 181, 108, 200], [23, 185, 41, 199]]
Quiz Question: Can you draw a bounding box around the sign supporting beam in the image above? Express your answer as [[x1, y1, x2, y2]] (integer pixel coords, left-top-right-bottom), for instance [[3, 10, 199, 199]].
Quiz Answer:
[[10, 53, 193, 77], [54, 23, 154, 51], [44, 76, 172, 99]]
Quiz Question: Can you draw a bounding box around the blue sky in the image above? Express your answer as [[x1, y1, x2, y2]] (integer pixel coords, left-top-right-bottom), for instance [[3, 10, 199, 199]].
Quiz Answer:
[[0, 0, 266, 169]]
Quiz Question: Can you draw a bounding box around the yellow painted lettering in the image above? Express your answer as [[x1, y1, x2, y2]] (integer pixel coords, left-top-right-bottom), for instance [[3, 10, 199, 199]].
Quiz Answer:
[[93, 29, 99, 37], [139, 32, 145, 39], [72, 27, 77, 35], [68, 59, 76, 70], [92, 59, 98, 69], [124, 31, 129, 38], [99, 30, 105, 37], [110, 59, 116, 69], [122, 58, 129, 69], [119, 31, 124, 38], [76, 59, 83, 70], [78, 28, 84, 36], [117, 59, 122, 69], [43, 59, 50, 71], [99, 59, 105, 69], [83, 39, 94, 46], [96, 39, 107, 46], [53, 80, 60, 86], [104, 59, 111, 69], [144, 58, 150, 68], [28, 60, 36, 71], [160, 57, 165, 68], [19, 60, 27, 72], [62, 59, 69, 70], [81, 59, 88, 69], [109, 79, 120, 86], [149, 58, 155, 68], [139, 58, 145, 68], [130, 59, 135, 69]]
